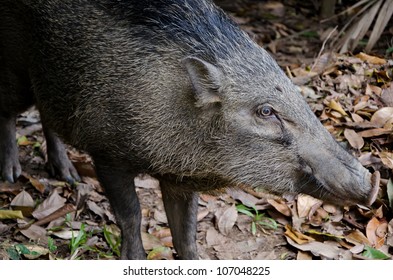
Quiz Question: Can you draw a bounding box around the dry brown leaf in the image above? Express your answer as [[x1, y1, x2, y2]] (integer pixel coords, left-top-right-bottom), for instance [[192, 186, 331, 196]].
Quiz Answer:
[[297, 251, 313, 260], [0, 181, 23, 194], [23, 245, 49, 260], [217, 204, 238, 236], [374, 206, 384, 219], [20, 173, 47, 194], [379, 151, 393, 169], [147, 246, 174, 260], [199, 194, 217, 203], [260, 1, 285, 17], [366, 84, 383, 96], [366, 217, 386, 249], [381, 86, 393, 106], [28, 177, 46, 194], [75, 183, 93, 213], [32, 190, 66, 220], [322, 203, 338, 214], [357, 128, 392, 138], [150, 227, 171, 239], [387, 219, 393, 247], [227, 188, 260, 208], [10, 190, 35, 209], [324, 221, 345, 237], [150, 227, 173, 247], [235, 239, 264, 254], [349, 244, 365, 254], [81, 176, 102, 192], [86, 200, 105, 219], [310, 204, 331, 226], [142, 232, 163, 250], [206, 227, 224, 247], [358, 205, 383, 219], [328, 100, 348, 116], [0, 210, 24, 219], [356, 52, 387, 65], [134, 174, 160, 189], [34, 204, 76, 227], [284, 224, 314, 245], [286, 237, 345, 259], [345, 229, 371, 246], [102, 203, 116, 223], [20, 224, 48, 245], [0, 222, 9, 235], [344, 128, 364, 149], [311, 53, 333, 74], [72, 161, 96, 178], [370, 107, 393, 127], [335, 74, 363, 91], [51, 229, 81, 240], [267, 198, 291, 216], [376, 223, 388, 238], [353, 100, 370, 112], [337, 121, 378, 130], [158, 236, 173, 248], [299, 86, 322, 100], [297, 194, 322, 218], [358, 152, 382, 166], [197, 208, 209, 222], [153, 209, 168, 224], [351, 113, 364, 123]]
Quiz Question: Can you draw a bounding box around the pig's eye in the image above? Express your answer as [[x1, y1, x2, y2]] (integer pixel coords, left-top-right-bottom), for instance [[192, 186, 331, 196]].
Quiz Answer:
[[256, 105, 274, 118]]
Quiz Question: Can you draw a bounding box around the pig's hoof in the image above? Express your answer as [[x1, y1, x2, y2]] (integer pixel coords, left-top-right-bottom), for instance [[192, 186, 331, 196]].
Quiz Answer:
[[47, 156, 81, 184], [0, 157, 22, 183]]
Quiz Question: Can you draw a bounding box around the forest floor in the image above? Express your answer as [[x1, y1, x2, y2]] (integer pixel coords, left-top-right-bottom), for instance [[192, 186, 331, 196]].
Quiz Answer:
[[0, 1, 392, 260]]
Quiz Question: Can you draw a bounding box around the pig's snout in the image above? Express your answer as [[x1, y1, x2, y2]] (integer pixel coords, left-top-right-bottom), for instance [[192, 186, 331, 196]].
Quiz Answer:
[[297, 139, 378, 206]]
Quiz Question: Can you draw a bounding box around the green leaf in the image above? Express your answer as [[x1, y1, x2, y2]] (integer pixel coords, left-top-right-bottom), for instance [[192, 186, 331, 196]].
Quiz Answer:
[[48, 237, 58, 253], [103, 225, 121, 257], [387, 178, 393, 209], [33, 142, 41, 149], [236, 204, 255, 218], [15, 244, 31, 255], [256, 218, 278, 230], [147, 246, 173, 260], [64, 213, 72, 224], [251, 222, 257, 236], [17, 135, 30, 146], [7, 247, 20, 260], [254, 211, 278, 230], [362, 246, 390, 260], [300, 31, 319, 38], [70, 224, 87, 255]]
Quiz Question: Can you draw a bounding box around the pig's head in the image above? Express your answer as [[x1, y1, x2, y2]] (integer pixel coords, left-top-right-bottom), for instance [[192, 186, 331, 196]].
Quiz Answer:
[[182, 51, 378, 207]]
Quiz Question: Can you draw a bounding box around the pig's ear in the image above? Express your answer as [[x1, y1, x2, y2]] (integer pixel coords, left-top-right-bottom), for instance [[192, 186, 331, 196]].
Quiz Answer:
[[183, 57, 222, 107]]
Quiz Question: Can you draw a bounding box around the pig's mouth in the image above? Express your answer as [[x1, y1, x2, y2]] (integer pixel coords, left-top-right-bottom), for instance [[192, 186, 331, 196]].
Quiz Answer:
[[296, 174, 348, 205], [298, 172, 378, 207]]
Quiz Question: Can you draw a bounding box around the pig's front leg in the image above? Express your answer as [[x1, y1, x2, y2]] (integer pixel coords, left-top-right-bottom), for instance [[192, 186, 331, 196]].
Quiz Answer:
[[0, 115, 21, 183], [161, 179, 199, 260], [94, 160, 146, 259]]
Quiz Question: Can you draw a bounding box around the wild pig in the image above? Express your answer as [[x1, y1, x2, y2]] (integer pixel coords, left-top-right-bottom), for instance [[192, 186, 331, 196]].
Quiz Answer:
[[0, 0, 377, 259]]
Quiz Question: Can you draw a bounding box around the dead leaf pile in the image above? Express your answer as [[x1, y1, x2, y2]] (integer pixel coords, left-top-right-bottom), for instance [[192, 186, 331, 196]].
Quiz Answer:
[[277, 52, 393, 259]]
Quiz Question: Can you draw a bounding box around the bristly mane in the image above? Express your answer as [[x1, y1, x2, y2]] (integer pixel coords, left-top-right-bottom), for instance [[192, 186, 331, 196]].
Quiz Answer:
[[106, 0, 256, 61]]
